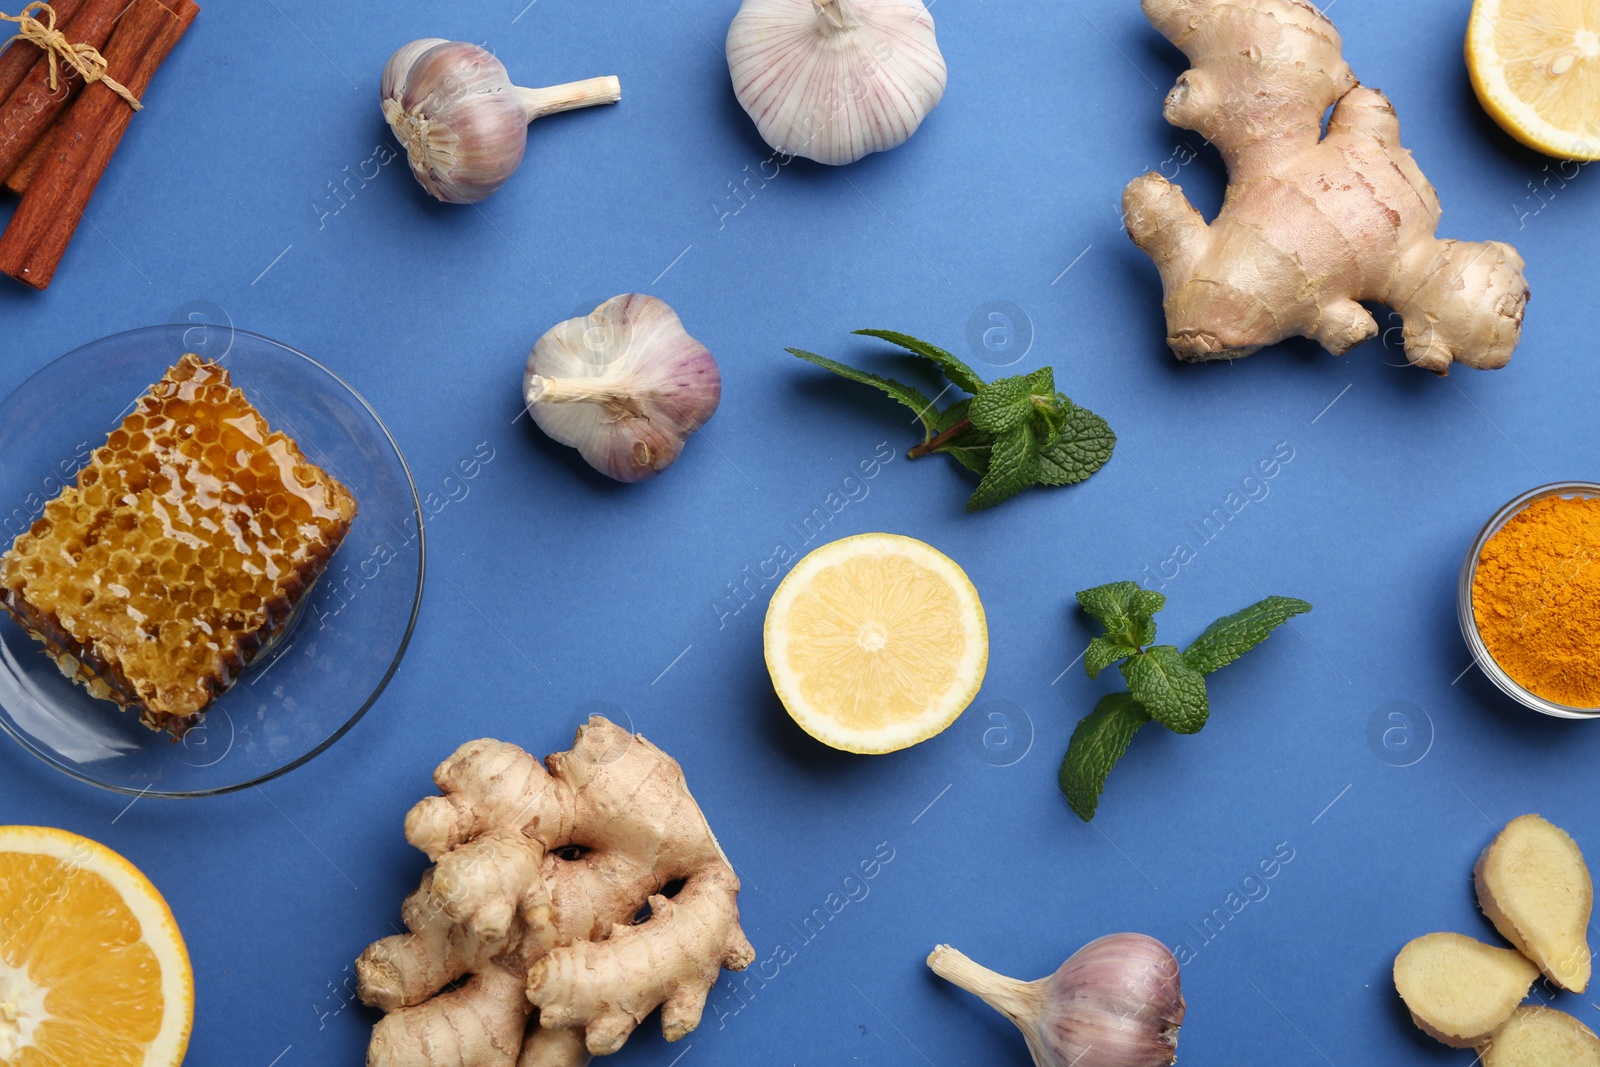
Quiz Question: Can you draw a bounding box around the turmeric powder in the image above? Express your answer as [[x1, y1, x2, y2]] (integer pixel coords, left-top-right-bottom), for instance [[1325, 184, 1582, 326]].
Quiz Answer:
[[1473, 495, 1600, 708]]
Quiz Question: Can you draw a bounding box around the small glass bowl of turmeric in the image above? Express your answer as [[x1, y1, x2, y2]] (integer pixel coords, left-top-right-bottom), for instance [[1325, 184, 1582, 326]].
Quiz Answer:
[[1459, 481, 1600, 719]]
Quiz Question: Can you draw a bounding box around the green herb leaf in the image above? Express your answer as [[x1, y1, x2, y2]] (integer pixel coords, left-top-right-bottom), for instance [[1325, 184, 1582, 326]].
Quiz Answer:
[[1122, 646, 1210, 734], [1077, 581, 1139, 630], [1084, 636, 1130, 680], [966, 425, 1038, 512], [968, 376, 1035, 434], [1059, 693, 1151, 822], [1130, 588, 1166, 622], [787, 348, 939, 435], [1077, 582, 1165, 642], [1036, 401, 1117, 487], [1028, 377, 1067, 449], [939, 440, 993, 475], [853, 329, 987, 395], [1183, 596, 1312, 675], [926, 400, 991, 474]]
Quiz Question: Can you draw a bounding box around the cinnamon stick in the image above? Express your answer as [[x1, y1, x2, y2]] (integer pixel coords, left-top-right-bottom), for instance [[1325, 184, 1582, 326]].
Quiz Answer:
[[0, 0, 84, 102], [0, 0, 197, 290], [5, 114, 50, 193], [0, 0, 127, 179]]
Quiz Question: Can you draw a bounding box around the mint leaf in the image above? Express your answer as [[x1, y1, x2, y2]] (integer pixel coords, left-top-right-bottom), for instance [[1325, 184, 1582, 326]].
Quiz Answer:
[[1122, 646, 1209, 734], [1077, 582, 1165, 642], [1183, 597, 1312, 675], [968, 376, 1034, 434], [787, 348, 939, 435], [1084, 635, 1129, 680], [966, 425, 1037, 512], [1129, 587, 1166, 623], [1077, 581, 1141, 630], [1036, 401, 1116, 487], [940, 440, 992, 475], [853, 329, 986, 395], [1029, 382, 1067, 449], [1059, 693, 1151, 822], [933, 399, 970, 433], [928, 400, 992, 474]]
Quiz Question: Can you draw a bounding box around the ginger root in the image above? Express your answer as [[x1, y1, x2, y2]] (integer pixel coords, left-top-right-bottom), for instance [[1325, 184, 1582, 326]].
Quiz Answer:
[[1483, 1006, 1600, 1067], [1393, 933, 1539, 1048], [1476, 814, 1594, 993], [1123, 0, 1529, 374], [356, 717, 755, 1067]]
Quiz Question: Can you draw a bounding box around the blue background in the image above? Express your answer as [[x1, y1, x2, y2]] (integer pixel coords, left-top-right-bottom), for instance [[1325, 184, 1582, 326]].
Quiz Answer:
[[3, 0, 1599, 1064]]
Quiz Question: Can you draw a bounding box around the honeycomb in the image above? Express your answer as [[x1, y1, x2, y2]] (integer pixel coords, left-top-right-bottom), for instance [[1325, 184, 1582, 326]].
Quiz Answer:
[[0, 354, 358, 738]]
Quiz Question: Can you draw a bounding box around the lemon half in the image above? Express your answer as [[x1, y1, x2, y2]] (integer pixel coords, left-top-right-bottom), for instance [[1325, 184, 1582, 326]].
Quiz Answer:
[[1468, 0, 1600, 159], [764, 533, 988, 754], [0, 826, 192, 1066]]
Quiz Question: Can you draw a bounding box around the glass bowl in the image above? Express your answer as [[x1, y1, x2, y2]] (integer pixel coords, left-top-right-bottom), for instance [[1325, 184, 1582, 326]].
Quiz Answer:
[[1458, 481, 1600, 720], [0, 325, 424, 796]]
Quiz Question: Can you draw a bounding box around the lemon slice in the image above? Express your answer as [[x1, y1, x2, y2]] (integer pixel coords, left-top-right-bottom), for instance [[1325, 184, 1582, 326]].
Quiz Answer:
[[0, 826, 192, 1066], [1468, 0, 1600, 159], [764, 533, 988, 754]]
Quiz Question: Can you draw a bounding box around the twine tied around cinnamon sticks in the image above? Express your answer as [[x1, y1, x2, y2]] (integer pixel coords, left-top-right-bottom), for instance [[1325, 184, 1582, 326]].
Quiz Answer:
[[0, 1, 141, 109]]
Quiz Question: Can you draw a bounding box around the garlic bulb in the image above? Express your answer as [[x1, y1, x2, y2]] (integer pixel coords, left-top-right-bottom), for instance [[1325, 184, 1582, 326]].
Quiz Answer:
[[381, 39, 621, 204], [928, 935, 1185, 1067], [523, 295, 722, 483], [726, 0, 947, 165]]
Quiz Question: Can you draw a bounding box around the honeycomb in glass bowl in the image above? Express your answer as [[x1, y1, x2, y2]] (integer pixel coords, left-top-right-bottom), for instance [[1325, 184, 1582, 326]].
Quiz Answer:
[[0, 353, 358, 738]]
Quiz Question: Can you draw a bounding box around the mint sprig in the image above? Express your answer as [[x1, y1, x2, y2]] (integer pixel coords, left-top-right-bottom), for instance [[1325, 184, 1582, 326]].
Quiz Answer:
[[788, 331, 1115, 513], [1060, 584, 1311, 821]]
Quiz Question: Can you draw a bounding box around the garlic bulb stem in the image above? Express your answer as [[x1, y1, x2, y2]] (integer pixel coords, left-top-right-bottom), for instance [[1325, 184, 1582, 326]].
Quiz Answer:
[[813, 0, 860, 32], [525, 373, 637, 408], [519, 76, 622, 122], [928, 946, 1043, 1025], [523, 295, 722, 483]]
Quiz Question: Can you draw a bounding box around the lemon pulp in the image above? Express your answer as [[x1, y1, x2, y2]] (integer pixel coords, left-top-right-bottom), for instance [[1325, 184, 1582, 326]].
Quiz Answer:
[[1469, 0, 1600, 159], [765, 533, 988, 754]]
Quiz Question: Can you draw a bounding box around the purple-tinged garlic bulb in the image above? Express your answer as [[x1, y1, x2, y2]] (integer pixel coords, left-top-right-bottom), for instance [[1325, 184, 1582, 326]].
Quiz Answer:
[[523, 295, 722, 483], [381, 39, 621, 204], [726, 0, 947, 165], [928, 935, 1185, 1067]]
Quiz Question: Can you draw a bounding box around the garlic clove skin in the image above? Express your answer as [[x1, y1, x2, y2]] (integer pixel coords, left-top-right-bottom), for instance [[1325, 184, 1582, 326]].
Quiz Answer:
[[381, 40, 622, 204], [727, 0, 947, 165], [524, 295, 722, 483], [928, 935, 1185, 1067]]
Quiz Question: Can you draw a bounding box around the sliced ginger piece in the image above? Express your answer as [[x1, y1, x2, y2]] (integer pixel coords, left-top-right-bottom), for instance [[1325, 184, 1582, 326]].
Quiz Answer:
[[1477, 814, 1594, 992], [1394, 932, 1539, 1047], [1484, 1006, 1600, 1067]]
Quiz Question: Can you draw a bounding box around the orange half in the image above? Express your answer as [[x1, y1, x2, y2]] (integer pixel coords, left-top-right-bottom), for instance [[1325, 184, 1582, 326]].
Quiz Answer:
[[0, 826, 192, 1066]]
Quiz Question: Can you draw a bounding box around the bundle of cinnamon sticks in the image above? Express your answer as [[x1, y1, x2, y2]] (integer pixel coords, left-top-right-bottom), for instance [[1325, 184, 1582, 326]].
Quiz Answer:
[[0, 0, 198, 290]]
